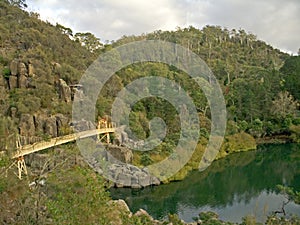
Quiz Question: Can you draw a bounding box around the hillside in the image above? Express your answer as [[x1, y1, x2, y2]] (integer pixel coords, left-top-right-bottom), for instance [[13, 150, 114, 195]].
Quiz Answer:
[[0, 0, 99, 151], [0, 0, 299, 152], [0, 1, 300, 224]]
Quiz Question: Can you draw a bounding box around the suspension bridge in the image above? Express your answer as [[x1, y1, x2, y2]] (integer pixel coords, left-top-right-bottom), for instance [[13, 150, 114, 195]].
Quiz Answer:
[[10, 119, 116, 179]]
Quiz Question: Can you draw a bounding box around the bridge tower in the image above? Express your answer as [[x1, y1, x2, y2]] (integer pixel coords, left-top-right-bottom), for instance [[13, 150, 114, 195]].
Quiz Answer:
[[15, 134, 27, 179], [97, 117, 111, 144]]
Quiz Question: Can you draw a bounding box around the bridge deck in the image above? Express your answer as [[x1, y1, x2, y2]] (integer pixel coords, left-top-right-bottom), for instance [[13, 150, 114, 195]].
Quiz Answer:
[[12, 128, 115, 159]]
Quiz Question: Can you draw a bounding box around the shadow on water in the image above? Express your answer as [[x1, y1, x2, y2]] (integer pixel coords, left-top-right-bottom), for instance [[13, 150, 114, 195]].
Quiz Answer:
[[110, 143, 300, 223]]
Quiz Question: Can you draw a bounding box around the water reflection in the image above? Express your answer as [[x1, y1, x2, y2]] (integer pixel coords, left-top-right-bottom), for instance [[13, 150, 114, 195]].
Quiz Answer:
[[110, 144, 300, 223]]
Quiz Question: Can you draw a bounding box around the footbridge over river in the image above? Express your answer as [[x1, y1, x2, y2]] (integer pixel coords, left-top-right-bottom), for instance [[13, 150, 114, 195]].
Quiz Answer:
[[11, 121, 116, 179]]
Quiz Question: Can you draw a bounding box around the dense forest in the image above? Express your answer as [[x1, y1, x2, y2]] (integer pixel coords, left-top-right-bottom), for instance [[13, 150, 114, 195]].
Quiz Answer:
[[0, 0, 299, 224]]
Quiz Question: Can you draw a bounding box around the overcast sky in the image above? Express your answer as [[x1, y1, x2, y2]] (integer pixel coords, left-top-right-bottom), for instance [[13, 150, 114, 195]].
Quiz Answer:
[[26, 0, 299, 54]]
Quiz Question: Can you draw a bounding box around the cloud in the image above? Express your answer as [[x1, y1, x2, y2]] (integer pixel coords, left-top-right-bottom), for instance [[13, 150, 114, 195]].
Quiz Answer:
[[185, 0, 300, 53], [27, 0, 300, 53]]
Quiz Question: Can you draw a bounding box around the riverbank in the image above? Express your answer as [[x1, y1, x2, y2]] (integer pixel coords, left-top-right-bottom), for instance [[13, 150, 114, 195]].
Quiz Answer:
[[162, 131, 300, 184], [162, 131, 257, 183], [256, 135, 292, 145], [111, 143, 300, 224]]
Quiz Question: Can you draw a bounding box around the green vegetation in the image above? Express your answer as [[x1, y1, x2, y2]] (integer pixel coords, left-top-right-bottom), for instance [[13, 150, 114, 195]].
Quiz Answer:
[[46, 166, 112, 225], [96, 26, 299, 172], [0, 1, 299, 224]]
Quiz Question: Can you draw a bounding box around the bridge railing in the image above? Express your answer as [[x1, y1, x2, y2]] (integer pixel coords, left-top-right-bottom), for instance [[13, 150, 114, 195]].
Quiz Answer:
[[97, 121, 116, 129]]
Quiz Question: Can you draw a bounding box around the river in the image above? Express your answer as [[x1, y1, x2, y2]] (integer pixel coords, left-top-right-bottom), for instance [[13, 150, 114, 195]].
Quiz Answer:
[[110, 143, 300, 223]]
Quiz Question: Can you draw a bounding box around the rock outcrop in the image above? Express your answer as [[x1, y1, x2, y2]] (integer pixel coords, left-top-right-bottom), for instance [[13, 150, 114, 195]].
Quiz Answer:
[[34, 114, 47, 134], [107, 146, 133, 163], [108, 200, 195, 225], [55, 113, 70, 135], [108, 199, 132, 216], [9, 75, 18, 89], [134, 209, 161, 224], [51, 62, 61, 75], [0, 74, 7, 101], [71, 119, 94, 132], [18, 74, 27, 88], [18, 62, 27, 76], [28, 61, 34, 77], [19, 114, 36, 137], [10, 59, 18, 76], [114, 125, 128, 145], [88, 153, 160, 188], [57, 79, 71, 103], [45, 116, 58, 138], [8, 59, 32, 89], [18, 113, 71, 144]]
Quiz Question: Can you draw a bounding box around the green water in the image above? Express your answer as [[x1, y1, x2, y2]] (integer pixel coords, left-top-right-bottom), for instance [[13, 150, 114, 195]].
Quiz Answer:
[[110, 144, 300, 223]]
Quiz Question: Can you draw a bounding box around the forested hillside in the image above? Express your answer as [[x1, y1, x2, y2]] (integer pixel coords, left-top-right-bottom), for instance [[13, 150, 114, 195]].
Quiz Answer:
[[94, 25, 300, 170], [109, 26, 298, 139], [0, 1, 299, 223], [0, 0, 299, 172], [0, 0, 299, 169]]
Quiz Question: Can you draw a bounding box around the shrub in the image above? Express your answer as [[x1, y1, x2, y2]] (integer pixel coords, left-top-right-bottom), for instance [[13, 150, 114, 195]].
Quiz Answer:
[[140, 153, 153, 166], [2, 67, 10, 79]]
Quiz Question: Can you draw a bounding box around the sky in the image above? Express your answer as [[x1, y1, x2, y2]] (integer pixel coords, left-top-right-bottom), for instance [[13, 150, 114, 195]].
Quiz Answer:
[[26, 0, 300, 54]]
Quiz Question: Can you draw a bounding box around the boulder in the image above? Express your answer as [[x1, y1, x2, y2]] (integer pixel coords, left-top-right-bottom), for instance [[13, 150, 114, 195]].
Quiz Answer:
[[131, 176, 142, 189], [19, 114, 35, 137], [134, 209, 153, 220], [107, 146, 133, 163], [9, 75, 18, 89], [150, 176, 161, 186], [117, 173, 132, 187], [138, 173, 151, 188], [18, 62, 27, 76], [108, 199, 131, 216], [71, 85, 84, 100], [85, 149, 161, 188], [57, 79, 71, 103], [108, 164, 160, 188], [52, 62, 62, 74], [10, 59, 18, 76], [28, 62, 34, 77], [18, 74, 27, 88], [114, 125, 128, 145]]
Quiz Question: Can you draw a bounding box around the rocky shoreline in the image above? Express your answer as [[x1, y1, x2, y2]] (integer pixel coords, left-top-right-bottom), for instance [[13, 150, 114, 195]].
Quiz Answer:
[[86, 133, 294, 188], [110, 199, 199, 225], [83, 144, 161, 188], [90, 161, 161, 188]]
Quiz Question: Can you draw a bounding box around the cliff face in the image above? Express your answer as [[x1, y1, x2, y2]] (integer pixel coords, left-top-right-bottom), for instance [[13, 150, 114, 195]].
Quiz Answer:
[[1, 57, 75, 148], [0, 1, 95, 151]]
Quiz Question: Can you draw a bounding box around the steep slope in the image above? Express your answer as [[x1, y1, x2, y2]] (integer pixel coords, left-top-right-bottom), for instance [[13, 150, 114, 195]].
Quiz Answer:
[[0, 0, 96, 152]]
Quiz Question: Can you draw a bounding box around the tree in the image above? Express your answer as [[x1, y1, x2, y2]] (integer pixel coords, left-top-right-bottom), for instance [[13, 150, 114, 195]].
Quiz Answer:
[[74, 32, 103, 52], [8, 0, 27, 8], [280, 56, 300, 100], [272, 91, 298, 118], [56, 23, 73, 37]]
